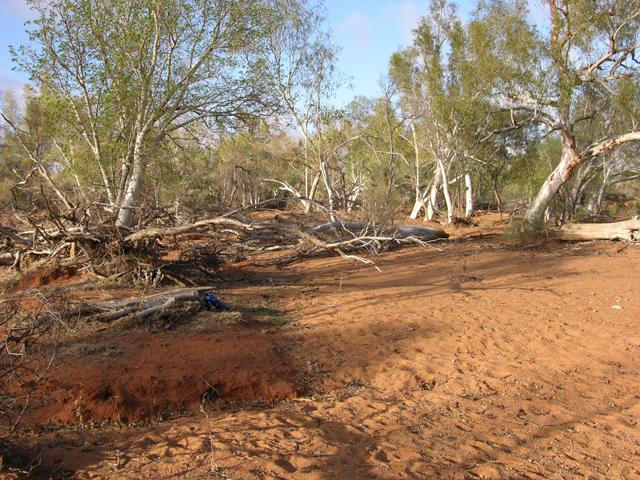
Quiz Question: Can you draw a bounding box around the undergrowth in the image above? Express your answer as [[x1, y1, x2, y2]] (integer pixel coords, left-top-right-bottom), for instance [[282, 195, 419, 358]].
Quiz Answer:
[[505, 218, 549, 244]]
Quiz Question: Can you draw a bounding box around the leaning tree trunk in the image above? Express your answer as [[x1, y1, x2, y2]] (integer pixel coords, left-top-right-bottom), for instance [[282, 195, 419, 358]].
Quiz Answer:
[[525, 134, 579, 223], [410, 195, 423, 219], [464, 173, 474, 219], [525, 130, 640, 223]]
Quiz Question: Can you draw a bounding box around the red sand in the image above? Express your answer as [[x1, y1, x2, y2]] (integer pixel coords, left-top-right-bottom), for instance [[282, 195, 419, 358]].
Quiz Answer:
[[4, 226, 640, 479]]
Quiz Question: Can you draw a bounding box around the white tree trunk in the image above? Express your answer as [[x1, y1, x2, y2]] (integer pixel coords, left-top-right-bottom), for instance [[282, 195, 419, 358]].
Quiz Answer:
[[525, 130, 640, 223], [587, 164, 610, 213], [304, 173, 321, 214], [320, 160, 337, 219], [409, 121, 424, 220], [410, 192, 427, 219], [346, 185, 361, 212], [424, 167, 442, 222], [525, 136, 579, 223], [439, 160, 454, 224], [117, 132, 146, 227], [464, 173, 473, 218]]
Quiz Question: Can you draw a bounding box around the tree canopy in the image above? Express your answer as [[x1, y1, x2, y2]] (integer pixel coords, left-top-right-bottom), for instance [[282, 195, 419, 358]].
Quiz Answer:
[[1, 0, 640, 230]]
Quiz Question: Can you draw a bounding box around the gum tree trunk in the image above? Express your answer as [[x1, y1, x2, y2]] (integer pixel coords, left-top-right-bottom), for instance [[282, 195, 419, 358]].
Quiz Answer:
[[525, 131, 640, 223], [587, 164, 610, 213], [525, 134, 579, 223], [304, 173, 321, 214], [424, 166, 442, 222], [409, 122, 426, 220], [117, 132, 146, 227], [439, 160, 454, 224], [464, 173, 473, 218]]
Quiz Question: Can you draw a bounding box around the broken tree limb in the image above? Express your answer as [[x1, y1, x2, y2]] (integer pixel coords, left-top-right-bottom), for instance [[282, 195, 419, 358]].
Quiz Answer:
[[124, 216, 258, 242], [99, 289, 203, 322], [556, 217, 640, 241], [122, 199, 285, 243], [0, 225, 31, 246], [53, 287, 215, 323], [307, 222, 449, 242]]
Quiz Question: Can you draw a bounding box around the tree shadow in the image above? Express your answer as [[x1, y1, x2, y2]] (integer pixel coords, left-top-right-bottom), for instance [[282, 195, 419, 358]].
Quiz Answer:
[[8, 238, 637, 479]]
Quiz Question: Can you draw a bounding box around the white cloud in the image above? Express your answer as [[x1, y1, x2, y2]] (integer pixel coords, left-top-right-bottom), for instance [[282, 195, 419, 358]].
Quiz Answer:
[[394, 1, 424, 43], [338, 10, 373, 49]]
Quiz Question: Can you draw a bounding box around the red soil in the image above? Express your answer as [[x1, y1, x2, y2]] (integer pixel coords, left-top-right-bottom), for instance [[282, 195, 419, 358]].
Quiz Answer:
[[18, 324, 300, 425], [8, 264, 86, 292], [3, 222, 640, 479]]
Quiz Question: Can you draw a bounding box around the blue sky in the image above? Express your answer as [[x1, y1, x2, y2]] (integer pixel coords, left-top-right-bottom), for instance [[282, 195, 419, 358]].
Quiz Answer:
[[0, 1, 544, 106], [327, 1, 477, 104]]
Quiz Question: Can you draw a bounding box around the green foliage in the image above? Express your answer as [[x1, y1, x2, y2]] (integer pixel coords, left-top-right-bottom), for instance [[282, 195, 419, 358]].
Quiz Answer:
[[2, 0, 640, 227], [361, 181, 399, 229], [505, 218, 548, 244], [8, 0, 318, 224]]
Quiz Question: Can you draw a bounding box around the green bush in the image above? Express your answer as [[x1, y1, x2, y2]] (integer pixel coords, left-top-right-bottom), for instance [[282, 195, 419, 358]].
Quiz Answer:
[[505, 218, 548, 244]]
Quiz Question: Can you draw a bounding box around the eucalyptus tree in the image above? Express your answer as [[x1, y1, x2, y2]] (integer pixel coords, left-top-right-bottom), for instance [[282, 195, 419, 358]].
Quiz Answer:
[[263, 0, 357, 216], [336, 89, 411, 218], [0, 87, 78, 210], [10, 0, 293, 227], [390, 0, 488, 222], [470, 0, 640, 223], [584, 78, 640, 213], [0, 90, 33, 207]]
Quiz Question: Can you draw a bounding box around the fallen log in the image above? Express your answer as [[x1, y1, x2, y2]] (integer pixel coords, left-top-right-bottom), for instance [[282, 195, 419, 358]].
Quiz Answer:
[[307, 222, 449, 241], [53, 287, 216, 323], [124, 217, 258, 243], [556, 216, 640, 241], [392, 225, 449, 241]]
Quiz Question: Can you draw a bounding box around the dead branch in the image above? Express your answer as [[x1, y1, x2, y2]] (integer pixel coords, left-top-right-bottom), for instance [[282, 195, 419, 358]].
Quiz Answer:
[[555, 216, 640, 241], [0, 226, 31, 246]]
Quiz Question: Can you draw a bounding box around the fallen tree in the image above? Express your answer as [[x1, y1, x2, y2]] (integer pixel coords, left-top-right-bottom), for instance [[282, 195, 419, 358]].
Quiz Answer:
[[307, 222, 448, 241], [0, 197, 450, 283], [48, 287, 215, 324], [556, 217, 640, 242]]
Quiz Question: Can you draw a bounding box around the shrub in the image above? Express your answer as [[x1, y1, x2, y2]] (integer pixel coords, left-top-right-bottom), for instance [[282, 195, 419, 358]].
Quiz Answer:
[[505, 218, 548, 244]]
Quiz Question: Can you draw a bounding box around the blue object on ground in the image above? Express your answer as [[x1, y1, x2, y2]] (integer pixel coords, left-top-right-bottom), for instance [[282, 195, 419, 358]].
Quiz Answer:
[[203, 293, 230, 311]]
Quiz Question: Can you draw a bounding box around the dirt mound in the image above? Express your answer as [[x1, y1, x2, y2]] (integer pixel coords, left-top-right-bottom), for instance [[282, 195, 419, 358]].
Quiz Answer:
[[8, 265, 84, 292], [20, 325, 300, 425]]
